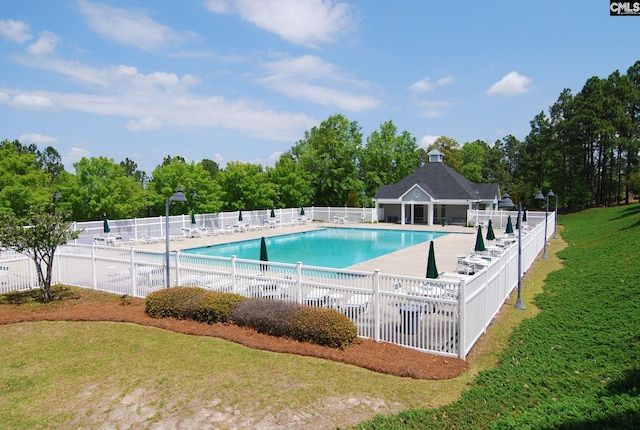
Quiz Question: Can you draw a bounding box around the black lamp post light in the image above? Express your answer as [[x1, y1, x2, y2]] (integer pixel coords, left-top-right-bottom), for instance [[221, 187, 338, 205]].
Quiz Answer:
[[53, 191, 61, 212], [534, 189, 555, 260], [499, 193, 525, 310], [475, 189, 480, 226], [165, 187, 188, 288]]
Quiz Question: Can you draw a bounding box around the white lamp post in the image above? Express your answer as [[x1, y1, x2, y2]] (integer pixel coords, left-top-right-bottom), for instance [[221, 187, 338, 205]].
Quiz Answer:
[[165, 187, 188, 288], [499, 193, 524, 310]]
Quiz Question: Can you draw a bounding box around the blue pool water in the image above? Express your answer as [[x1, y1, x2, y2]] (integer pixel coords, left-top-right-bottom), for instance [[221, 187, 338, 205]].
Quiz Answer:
[[183, 228, 449, 268]]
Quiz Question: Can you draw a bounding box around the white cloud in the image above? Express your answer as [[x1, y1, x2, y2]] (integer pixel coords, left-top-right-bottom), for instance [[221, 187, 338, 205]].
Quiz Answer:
[[2, 84, 315, 142], [203, 0, 232, 14], [126, 116, 164, 131], [267, 151, 283, 163], [13, 55, 199, 91], [76, 0, 193, 51], [419, 135, 439, 149], [11, 93, 55, 109], [257, 54, 380, 111], [28, 30, 60, 56], [486, 71, 533, 96], [204, 0, 356, 48], [5, 47, 316, 140], [410, 76, 454, 92], [18, 133, 59, 145], [0, 19, 32, 43]]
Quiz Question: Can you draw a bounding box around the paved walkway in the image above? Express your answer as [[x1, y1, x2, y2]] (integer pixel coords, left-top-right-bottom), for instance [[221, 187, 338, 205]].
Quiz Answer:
[[132, 222, 507, 278]]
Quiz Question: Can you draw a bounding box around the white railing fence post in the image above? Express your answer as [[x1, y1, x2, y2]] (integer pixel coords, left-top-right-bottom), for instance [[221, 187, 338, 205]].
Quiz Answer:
[[296, 262, 303, 304], [91, 244, 98, 289], [176, 251, 182, 286], [373, 269, 380, 342], [231, 255, 237, 294], [130, 246, 137, 297], [458, 278, 467, 359]]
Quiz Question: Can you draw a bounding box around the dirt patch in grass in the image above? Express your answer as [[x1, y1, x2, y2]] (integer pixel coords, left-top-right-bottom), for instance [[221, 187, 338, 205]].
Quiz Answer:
[[0, 286, 468, 380]]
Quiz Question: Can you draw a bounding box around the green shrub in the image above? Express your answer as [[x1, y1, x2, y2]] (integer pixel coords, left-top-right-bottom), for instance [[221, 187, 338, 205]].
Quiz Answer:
[[193, 292, 247, 324], [145, 287, 210, 320], [146, 288, 358, 349], [287, 306, 358, 349], [232, 299, 301, 337]]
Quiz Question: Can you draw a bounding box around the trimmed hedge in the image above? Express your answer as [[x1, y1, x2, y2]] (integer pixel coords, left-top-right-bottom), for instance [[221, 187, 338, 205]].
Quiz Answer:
[[145, 287, 358, 349], [145, 286, 210, 320], [232, 298, 302, 337], [232, 299, 358, 348], [287, 306, 358, 349], [145, 287, 247, 323], [194, 291, 247, 324]]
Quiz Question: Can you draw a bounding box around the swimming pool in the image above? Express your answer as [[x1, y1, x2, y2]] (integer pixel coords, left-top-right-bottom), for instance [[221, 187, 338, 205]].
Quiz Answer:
[[183, 228, 449, 269]]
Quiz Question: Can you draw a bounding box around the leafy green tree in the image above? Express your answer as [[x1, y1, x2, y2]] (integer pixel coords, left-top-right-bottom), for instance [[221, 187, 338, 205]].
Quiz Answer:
[[360, 120, 421, 197], [72, 156, 149, 221], [149, 157, 222, 215], [199, 159, 220, 179], [162, 155, 186, 166], [460, 140, 488, 183], [39, 146, 65, 181], [119, 157, 148, 187], [0, 141, 55, 218], [266, 153, 314, 208], [216, 162, 273, 210], [0, 209, 80, 302], [291, 114, 363, 205], [613, 63, 640, 204]]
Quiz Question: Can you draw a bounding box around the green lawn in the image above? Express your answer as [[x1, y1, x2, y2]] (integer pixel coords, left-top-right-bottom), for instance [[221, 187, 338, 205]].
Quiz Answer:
[[356, 204, 640, 429], [2, 205, 638, 429]]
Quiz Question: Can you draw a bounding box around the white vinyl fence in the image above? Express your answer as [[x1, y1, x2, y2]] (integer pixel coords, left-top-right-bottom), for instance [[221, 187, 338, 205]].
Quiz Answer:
[[69, 207, 378, 245], [2, 208, 555, 359], [0, 249, 38, 295]]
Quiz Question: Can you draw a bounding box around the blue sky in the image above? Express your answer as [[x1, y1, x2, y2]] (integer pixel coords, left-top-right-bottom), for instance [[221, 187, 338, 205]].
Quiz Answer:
[[1, 1, 639, 174]]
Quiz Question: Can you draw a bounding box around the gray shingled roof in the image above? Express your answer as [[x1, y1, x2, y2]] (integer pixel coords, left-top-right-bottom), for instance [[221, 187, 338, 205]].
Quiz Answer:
[[374, 162, 499, 200]]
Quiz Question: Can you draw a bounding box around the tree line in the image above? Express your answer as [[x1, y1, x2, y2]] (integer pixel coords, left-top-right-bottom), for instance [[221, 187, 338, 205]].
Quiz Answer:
[[1, 60, 639, 223]]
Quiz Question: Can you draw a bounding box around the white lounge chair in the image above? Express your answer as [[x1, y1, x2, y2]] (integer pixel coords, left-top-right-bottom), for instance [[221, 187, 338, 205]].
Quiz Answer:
[[337, 293, 371, 317], [140, 233, 161, 244]]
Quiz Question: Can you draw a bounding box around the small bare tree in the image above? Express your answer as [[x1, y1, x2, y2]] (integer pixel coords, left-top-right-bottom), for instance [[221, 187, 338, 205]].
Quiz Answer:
[[0, 210, 80, 302]]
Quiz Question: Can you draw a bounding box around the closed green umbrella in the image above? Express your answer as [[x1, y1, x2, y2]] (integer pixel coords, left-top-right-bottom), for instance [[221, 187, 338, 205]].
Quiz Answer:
[[191, 210, 196, 225], [425, 241, 438, 279], [486, 219, 496, 241], [300, 207, 305, 216], [523, 208, 527, 223], [505, 215, 514, 234], [238, 210, 243, 222], [259, 236, 269, 272], [270, 208, 276, 218], [474, 225, 486, 252], [102, 213, 110, 234]]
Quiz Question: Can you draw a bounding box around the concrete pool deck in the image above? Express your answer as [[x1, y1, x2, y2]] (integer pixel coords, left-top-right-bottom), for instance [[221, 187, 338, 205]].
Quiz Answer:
[[131, 222, 508, 278]]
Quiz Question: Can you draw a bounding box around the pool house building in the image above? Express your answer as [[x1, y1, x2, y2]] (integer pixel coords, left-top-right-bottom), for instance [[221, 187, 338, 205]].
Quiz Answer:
[[373, 149, 501, 226]]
